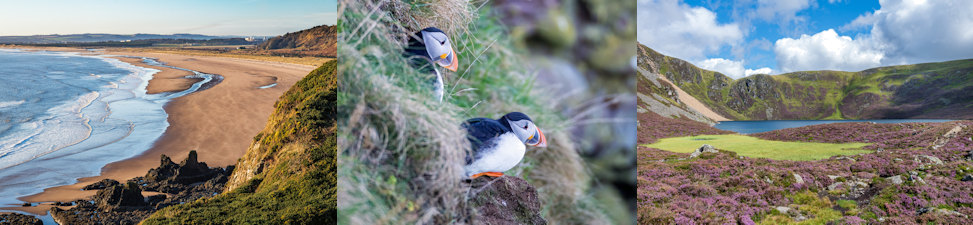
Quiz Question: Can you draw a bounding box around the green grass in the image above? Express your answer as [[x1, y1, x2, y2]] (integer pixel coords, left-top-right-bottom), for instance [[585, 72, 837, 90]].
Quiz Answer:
[[643, 134, 871, 161]]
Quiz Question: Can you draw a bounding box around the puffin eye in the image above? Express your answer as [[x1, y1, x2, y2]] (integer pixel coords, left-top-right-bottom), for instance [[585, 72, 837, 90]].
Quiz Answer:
[[522, 125, 528, 129]]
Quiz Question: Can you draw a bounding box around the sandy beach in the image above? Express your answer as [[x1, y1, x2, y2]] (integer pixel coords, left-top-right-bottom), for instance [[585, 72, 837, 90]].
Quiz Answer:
[[2, 48, 319, 214]]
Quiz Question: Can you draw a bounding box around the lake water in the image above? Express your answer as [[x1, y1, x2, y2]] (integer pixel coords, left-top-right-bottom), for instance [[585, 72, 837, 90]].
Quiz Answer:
[[714, 119, 956, 134]]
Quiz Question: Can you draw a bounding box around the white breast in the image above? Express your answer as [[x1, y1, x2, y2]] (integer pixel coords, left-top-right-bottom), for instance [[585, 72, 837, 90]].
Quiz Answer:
[[465, 133, 526, 177]]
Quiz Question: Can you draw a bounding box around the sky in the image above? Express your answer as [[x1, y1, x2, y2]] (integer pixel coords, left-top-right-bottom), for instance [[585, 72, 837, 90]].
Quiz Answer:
[[0, 0, 337, 37], [637, 0, 973, 79]]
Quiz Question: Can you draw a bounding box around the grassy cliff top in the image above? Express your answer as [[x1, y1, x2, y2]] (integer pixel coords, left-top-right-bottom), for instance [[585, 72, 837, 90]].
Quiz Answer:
[[142, 61, 337, 224]]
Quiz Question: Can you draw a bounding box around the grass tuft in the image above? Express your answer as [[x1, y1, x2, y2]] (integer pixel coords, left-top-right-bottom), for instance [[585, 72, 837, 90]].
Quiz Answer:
[[337, 0, 611, 224]]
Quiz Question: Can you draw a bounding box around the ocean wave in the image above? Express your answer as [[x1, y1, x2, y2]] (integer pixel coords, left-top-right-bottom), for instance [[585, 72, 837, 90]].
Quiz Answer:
[[0, 100, 25, 108]]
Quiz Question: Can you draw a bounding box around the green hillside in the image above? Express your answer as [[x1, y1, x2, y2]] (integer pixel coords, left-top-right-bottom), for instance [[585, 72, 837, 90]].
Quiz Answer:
[[142, 61, 337, 224], [638, 43, 973, 120]]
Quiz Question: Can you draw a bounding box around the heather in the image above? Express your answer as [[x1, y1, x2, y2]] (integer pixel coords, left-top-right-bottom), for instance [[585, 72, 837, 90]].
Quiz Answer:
[[638, 116, 973, 224]]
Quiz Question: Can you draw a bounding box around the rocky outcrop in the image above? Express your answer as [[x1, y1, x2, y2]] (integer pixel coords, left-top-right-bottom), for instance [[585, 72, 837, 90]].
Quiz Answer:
[[50, 151, 231, 225], [469, 176, 547, 225], [0, 213, 42, 225], [82, 179, 120, 190], [94, 181, 147, 211], [689, 144, 718, 158]]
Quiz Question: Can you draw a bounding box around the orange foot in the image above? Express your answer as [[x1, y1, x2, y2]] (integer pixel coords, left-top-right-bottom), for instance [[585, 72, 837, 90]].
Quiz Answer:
[[470, 172, 504, 179]]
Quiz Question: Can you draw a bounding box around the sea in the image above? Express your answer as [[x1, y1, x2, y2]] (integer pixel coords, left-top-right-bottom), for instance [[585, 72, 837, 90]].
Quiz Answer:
[[0, 49, 215, 211], [714, 119, 956, 134]]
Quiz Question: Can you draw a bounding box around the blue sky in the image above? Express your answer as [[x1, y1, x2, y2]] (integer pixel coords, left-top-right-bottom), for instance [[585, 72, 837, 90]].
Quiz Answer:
[[0, 0, 337, 36], [637, 0, 973, 78]]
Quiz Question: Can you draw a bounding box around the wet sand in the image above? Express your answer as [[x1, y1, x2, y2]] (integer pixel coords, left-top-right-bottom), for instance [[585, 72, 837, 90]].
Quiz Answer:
[[3, 50, 319, 214]]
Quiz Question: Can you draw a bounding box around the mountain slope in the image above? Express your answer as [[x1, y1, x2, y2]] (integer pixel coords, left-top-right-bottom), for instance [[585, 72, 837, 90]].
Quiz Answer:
[[256, 25, 337, 57], [638, 44, 723, 124], [142, 61, 337, 224], [639, 44, 973, 120]]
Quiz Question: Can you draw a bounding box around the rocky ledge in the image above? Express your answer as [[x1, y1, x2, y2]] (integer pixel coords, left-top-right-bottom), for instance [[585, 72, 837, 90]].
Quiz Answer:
[[0, 213, 42, 225], [51, 150, 232, 225], [468, 176, 547, 225]]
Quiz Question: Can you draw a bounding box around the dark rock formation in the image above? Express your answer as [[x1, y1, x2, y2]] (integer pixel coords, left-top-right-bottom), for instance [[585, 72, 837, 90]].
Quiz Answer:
[[469, 176, 547, 225], [50, 151, 232, 225], [82, 179, 121, 190], [0, 213, 42, 225], [94, 181, 147, 211]]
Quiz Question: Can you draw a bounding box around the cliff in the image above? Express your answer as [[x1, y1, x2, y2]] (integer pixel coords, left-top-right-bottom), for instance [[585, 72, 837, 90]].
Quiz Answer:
[[142, 61, 337, 224], [638, 43, 973, 120], [255, 25, 337, 57]]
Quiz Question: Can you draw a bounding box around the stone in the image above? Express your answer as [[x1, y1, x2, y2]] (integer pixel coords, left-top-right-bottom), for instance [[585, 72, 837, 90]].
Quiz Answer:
[[0, 213, 42, 225], [690, 144, 718, 158], [962, 174, 973, 182], [94, 181, 147, 211], [914, 155, 943, 166], [82, 179, 121, 190], [793, 173, 804, 184], [888, 175, 904, 184]]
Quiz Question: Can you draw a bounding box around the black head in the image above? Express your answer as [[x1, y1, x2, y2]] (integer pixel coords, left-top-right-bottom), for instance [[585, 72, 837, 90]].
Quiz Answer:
[[499, 112, 547, 147]]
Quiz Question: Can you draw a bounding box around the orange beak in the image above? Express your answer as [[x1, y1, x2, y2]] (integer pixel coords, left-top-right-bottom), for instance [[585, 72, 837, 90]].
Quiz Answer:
[[531, 129, 547, 148], [444, 50, 458, 72]]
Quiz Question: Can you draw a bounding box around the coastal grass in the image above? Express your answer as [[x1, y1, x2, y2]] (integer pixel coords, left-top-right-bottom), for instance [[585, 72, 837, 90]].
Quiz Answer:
[[338, 0, 609, 224], [644, 134, 871, 161], [142, 61, 337, 224]]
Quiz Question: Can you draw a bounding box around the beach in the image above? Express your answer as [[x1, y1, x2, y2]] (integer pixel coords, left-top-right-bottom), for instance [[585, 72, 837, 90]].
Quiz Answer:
[[1, 48, 319, 214]]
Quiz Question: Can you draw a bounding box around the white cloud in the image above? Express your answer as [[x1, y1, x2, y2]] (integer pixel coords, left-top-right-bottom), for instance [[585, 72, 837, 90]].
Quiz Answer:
[[777, 0, 973, 72], [696, 58, 772, 79], [867, 0, 973, 63], [774, 29, 884, 72], [746, 67, 773, 76], [637, 0, 743, 60]]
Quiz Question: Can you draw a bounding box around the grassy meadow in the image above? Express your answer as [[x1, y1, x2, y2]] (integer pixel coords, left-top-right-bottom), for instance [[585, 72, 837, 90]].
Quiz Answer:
[[645, 134, 871, 161]]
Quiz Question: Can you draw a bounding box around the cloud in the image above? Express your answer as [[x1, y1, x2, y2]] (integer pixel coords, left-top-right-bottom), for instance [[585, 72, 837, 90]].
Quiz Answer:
[[774, 29, 884, 72], [696, 58, 773, 79], [637, 0, 743, 60], [867, 0, 973, 63], [775, 0, 973, 72]]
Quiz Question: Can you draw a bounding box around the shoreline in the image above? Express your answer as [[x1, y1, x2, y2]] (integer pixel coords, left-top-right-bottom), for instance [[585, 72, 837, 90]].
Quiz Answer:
[[0, 47, 319, 215]]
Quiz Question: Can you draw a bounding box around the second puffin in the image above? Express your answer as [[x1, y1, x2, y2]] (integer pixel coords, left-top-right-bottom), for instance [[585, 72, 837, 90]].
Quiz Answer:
[[463, 112, 548, 178]]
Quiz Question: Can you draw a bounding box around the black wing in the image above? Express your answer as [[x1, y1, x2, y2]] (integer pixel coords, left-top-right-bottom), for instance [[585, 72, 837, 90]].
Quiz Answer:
[[461, 118, 508, 164]]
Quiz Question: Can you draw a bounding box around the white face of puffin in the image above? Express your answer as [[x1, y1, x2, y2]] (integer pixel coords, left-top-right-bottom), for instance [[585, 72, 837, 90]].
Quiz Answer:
[[420, 30, 458, 72], [506, 119, 548, 148]]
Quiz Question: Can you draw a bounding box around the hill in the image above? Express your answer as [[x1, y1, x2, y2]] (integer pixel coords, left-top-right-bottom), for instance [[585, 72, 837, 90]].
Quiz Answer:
[[0, 33, 222, 44], [255, 25, 336, 57], [141, 61, 337, 224], [639, 44, 973, 120]]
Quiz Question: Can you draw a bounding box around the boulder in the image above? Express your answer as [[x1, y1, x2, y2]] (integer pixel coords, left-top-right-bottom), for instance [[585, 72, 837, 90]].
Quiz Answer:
[[690, 144, 718, 158], [0, 213, 42, 225], [888, 175, 904, 184], [469, 176, 547, 225], [966, 150, 973, 161], [962, 174, 973, 182], [793, 173, 805, 184], [914, 155, 943, 166], [82, 179, 121, 190], [93, 181, 146, 211]]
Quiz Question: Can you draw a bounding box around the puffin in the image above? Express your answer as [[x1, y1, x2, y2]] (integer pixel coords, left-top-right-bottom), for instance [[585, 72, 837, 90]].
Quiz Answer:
[[404, 27, 459, 102], [462, 112, 548, 178]]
